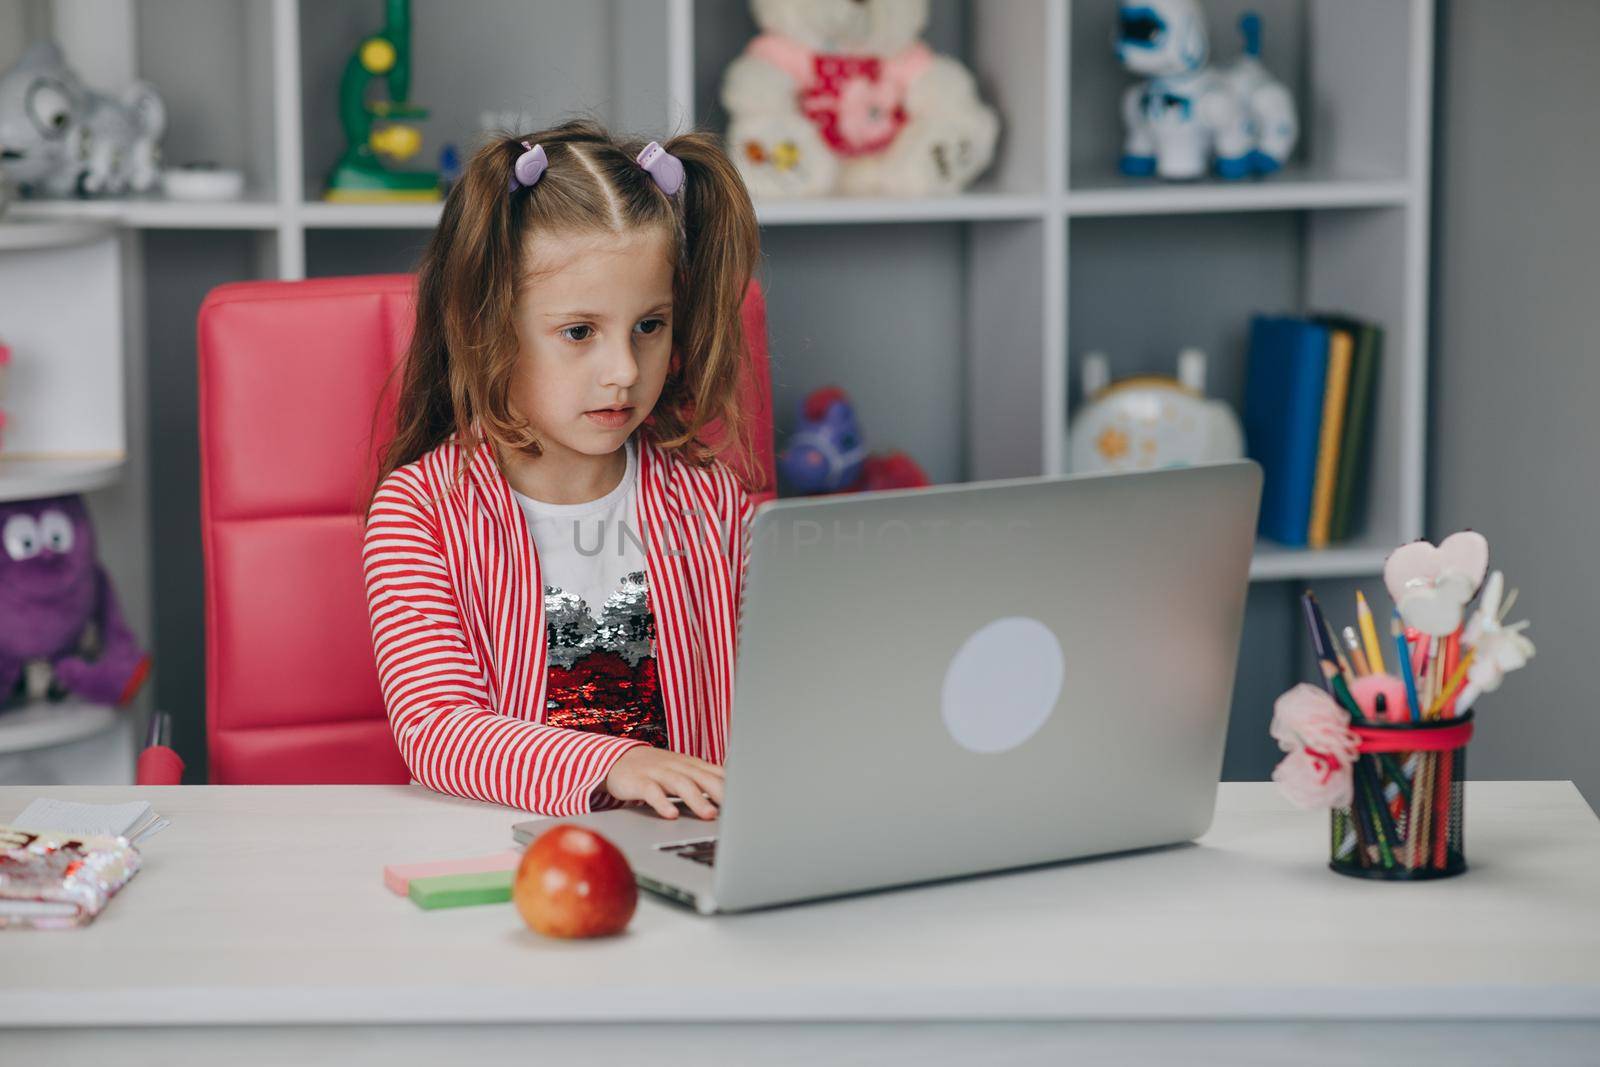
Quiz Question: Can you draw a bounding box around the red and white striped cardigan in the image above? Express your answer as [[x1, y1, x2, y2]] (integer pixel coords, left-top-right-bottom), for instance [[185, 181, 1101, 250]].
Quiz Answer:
[[362, 434, 754, 815]]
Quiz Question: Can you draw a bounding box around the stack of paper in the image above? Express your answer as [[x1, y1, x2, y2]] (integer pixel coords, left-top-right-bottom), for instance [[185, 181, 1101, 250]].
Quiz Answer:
[[13, 798, 170, 845]]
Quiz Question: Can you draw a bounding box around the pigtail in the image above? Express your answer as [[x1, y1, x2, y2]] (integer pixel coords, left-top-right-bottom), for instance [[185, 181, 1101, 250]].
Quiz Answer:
[[371, 135, 535, 506], [654, 130, 761, 478]]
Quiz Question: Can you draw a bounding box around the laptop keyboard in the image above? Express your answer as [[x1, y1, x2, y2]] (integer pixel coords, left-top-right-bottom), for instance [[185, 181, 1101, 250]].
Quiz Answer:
[[657, 837, 717, 867]]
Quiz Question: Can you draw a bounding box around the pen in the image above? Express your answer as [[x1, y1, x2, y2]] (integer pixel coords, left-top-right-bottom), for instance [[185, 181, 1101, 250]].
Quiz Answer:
[[1356, 590, 1386, 674]]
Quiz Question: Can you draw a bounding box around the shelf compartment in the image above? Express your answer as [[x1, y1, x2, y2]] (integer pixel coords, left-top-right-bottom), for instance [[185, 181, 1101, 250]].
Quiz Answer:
[[298, 1, 628, 204], [0, 700, 122, 757], [760, 223, 980, 487], [1064, 205, 1419, 565], [138, 0, 282, 202], [7, 196, 285, 230], [0, 220, 115, 251], [304, 229, 432, 277], [298, 192, 1051, 229], [299, 202, 443, 229], [0, 232, 124, 470], [689, 0, 1053, 198], [757, 193, 1048, 227], [1249, 540, 1389, 581], [1066, 166, 1410, 217], [1068, 0, 1419, 196], [0, 457, 126, 504]]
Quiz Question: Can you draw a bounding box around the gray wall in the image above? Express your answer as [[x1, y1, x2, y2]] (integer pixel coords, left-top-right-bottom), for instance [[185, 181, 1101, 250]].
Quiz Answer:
[[1428, 0, 1600, 805]]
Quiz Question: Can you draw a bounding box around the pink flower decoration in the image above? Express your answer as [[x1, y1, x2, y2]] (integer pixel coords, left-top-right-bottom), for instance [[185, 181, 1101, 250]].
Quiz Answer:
[[1273, 748, 1356, 809], [1269, 684, 1360, 809], [834, 76, 902, 151]]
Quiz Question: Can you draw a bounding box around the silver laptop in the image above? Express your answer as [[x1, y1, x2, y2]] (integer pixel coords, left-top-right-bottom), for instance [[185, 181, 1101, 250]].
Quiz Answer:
[[513, 461, 1262, 914]]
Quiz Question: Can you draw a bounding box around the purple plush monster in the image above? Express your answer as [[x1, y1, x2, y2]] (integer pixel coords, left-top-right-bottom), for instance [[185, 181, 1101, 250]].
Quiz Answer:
[[0, 495, 149, 707]]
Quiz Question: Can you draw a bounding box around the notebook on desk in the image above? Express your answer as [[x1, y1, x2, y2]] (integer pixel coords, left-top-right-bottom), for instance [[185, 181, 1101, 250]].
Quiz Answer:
[[0, 825, 142, 929]]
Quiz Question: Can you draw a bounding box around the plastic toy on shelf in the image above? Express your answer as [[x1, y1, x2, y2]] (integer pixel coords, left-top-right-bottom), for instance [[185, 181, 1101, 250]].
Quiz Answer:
[[1, 494, 149, 711], [323, 0, 440, 203], [0, 40, 166, 198], [1115, 1, 1298, 181], [1069, 348, 1244, 474], [779, 386, 930, 495], [721, 0, 999, 198]]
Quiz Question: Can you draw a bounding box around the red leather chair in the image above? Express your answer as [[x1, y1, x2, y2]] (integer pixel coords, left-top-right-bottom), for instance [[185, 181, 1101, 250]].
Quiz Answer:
[[197, 275, 776, 784]]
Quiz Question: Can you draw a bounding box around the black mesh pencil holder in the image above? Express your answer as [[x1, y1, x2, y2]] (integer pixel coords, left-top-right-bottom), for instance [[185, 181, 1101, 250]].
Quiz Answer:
[[1330, 713, 1474, 880]]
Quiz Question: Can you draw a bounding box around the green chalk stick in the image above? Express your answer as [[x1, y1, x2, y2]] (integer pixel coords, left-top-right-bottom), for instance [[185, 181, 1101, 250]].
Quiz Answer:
[[408, 869, 515, 909]]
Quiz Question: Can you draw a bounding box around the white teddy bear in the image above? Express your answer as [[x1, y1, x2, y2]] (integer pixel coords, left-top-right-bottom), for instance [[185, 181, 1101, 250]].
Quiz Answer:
[[721, 0, 999, 197]]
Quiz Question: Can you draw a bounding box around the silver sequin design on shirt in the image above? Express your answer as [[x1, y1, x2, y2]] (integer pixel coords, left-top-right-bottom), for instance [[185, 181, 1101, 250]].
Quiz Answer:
[[543, 570, 655, 669]]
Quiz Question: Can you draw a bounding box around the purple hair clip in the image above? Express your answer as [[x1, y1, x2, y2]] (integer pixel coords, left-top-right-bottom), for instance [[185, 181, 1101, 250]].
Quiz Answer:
[[636, 141, 685, 196], [508, 141, 547, 192]]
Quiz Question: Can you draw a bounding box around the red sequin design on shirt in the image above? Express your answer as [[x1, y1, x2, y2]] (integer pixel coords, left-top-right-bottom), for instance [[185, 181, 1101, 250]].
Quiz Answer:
[[543, 571, 668, 748]]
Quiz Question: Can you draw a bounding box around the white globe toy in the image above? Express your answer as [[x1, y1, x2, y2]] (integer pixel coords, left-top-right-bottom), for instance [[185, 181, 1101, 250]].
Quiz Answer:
[[1069, 349, 1244, 474]]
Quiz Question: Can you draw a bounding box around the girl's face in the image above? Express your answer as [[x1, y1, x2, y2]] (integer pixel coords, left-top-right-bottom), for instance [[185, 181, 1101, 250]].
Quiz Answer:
[[510, 226, 675, 461]]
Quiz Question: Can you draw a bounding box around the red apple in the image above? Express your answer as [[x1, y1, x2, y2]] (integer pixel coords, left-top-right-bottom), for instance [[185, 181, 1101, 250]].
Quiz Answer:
[[513, 824, 637, 939]]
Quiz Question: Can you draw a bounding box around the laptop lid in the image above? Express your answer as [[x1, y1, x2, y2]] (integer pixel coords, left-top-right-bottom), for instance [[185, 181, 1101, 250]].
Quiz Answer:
[[710, 461, 1262, 912]]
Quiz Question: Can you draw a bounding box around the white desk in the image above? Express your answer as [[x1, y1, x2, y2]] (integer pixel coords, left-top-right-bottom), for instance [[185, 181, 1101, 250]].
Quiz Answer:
[[4, 782, 1600, 1066]]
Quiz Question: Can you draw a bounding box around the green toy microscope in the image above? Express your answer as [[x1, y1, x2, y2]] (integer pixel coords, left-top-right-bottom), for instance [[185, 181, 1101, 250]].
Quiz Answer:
[[323, 0, 440, 202]]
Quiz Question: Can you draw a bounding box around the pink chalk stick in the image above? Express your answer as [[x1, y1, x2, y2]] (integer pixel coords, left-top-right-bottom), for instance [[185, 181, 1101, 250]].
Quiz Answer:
[[383, 850, 524, 896]]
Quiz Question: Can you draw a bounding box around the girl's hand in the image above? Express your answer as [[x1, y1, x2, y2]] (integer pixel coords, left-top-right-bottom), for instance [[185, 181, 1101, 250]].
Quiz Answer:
[[604, 747, 724, 820]]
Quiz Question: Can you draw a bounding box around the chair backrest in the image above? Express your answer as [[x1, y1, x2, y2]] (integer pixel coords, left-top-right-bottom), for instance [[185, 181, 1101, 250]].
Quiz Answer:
[[197, 274, 776, 783]]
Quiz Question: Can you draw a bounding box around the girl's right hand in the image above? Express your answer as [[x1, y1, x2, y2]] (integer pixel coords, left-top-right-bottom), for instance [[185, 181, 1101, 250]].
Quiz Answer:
[[604, 747, 724, 820]]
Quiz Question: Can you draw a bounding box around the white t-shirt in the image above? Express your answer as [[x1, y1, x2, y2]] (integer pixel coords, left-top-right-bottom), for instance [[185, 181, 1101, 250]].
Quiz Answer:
[[510, 439, 646, 623]]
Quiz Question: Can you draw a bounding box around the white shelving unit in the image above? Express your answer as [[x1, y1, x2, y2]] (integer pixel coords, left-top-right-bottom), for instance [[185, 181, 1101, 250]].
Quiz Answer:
[[5, 0, 1430, 583], [0, 215, 141, 784], [0, 220, 125, 496], [0, 0, 1432, 782]]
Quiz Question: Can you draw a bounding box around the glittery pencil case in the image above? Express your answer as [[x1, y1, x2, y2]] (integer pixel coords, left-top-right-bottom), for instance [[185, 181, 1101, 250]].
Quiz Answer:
[[0, 824, 142, 929]]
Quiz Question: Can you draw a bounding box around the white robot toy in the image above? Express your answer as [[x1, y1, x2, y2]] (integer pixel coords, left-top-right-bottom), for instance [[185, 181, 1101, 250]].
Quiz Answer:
[[1115, 1, 1297, 181]]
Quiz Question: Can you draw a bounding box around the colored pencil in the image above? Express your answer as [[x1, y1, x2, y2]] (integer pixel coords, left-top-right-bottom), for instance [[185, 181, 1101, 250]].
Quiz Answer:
[[1331, 639, 1355, 682], [1302, 592, 1335, 685], [1442, 631, 1461, 716], [1409, 753, 1432, 871], [1429, 649, 1477, 719], [1418, 639, 1438, 714], [1392, 611, 1423, 722], [1429, 644, 1446, 718], [1411, 631, 1429, 686], [1356, 590, 1386, 674], [1342, 626, 1370, 676], [1434, 751, 1455, 869], [1304, 591, 1349, 684], [1358, 760, 1399, 868]]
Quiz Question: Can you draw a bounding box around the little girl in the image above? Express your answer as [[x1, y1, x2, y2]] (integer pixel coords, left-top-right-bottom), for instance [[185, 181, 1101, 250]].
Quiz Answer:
[[363, 121, 761, 822]]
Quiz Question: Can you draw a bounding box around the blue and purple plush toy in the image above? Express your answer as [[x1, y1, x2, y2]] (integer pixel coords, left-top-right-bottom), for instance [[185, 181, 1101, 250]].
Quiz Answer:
[[1, 494, 149, 708], [778, 386, 930, 496]]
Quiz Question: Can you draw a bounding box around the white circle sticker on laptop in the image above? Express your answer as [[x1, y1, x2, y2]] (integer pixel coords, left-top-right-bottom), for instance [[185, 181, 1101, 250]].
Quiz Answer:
[[941, 616, 1064, 754]]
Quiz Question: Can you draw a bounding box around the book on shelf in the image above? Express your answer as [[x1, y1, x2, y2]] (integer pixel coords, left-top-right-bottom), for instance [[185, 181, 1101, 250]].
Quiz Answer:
[[1243, 313, 1383, 550]]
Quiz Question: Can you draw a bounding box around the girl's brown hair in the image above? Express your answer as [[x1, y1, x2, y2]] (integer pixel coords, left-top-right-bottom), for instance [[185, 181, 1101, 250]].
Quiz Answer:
[[369, 119, 760, 509]]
